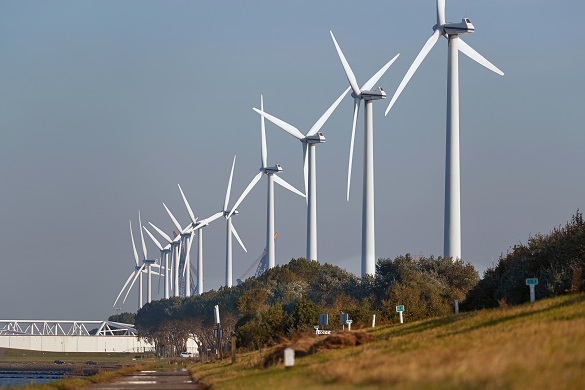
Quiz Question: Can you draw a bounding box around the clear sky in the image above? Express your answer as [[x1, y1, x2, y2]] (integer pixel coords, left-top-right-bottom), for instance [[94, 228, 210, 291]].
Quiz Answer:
[[1, 0, 584, 320]]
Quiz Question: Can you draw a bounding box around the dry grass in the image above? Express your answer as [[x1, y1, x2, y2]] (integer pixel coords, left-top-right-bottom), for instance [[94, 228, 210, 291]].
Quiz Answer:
[[189, 293, 585, 389]]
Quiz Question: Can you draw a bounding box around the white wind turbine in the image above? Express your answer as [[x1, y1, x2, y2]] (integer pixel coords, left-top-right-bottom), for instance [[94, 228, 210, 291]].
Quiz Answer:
[[142, 226, 171, 299], [252, 87, 350, 262], [221, 156, 247, 288], [384, 0, 503, 261], [329, 31, 400, 276], [228, 96, 306, 269], [176, 184, 224, 295], [113, 213, 157, 310], [147, 221, 182, 297]]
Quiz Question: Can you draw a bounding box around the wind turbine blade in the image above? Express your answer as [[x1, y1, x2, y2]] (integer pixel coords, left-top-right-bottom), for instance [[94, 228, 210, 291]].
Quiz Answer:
[[149, 222, 172, 244], [178, 184, 198, 224], [143, 226, 163, 251], [260, 96, 267, 169], [231, 224, 247, 253], [361, 53, 400, 92], [202, 211, 224, 226], [385, 30, 440, 116], [273, 175, 306, 198], [330, 31, 361, 96], [437, 0, 446, 26], [129, 220, 140, 266], [224, 155, 236, 212], [347, 98, 359, 201], [122, 264, 145, 304], [253, 108, 304, 140], [113, 271, 136, 307], [163, 203, 183, 233], [228, 171, 263, 219], [303, 142, 308, 200], [138, 211, 147, 260], [306, 87, 351, 137], [458, 38, 504, 76]]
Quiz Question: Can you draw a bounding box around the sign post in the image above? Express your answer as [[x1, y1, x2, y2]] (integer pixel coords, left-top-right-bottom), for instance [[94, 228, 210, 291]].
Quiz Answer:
[[396, 305, 405, 324], [454, 299, 459, 315], [526, 278, 538, 303], [346, 319, 352, 331]]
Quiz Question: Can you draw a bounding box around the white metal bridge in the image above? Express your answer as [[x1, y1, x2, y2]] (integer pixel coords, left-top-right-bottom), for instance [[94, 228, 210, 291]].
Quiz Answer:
[[0, 320, 137, 336]]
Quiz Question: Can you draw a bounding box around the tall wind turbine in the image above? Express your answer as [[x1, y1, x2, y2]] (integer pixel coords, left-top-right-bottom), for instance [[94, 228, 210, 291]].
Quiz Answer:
[[147, 221, 181, 297], [384, 0, 503, 261], [113, 214, 155, 310], [228, 96, 306, 269], [142, 226, 171, 299], [329, 31, 400, 276], [221, 156, 247, 288], [176, 184, 224, 295], [252, 87, 350, 262]]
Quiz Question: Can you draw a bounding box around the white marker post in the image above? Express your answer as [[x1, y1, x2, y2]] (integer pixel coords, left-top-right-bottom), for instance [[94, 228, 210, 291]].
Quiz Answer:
[[396, 305, 404, 324], [454, 299, 459, 315], [526, 278, 538, 303], [346, 319, 352, 331], [284, 347, 295, 368], [372, 314, 376, 328]]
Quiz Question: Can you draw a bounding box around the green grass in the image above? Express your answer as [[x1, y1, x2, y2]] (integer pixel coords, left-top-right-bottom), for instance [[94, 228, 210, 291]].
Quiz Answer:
[[189, 293, 585, 389]]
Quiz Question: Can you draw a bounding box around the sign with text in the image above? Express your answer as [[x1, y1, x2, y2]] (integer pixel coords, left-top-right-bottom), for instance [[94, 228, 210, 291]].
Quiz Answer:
[[525, 278, 538, 286], [396, 305, 405, 312]]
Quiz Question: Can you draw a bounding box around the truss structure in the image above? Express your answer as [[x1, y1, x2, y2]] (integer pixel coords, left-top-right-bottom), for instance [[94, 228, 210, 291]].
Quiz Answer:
[[0, 320, 138, 336]]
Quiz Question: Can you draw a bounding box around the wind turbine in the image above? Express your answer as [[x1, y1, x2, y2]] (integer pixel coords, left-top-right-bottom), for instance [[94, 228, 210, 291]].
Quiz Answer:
[[221, 156, 247, 288], [113, 213, 156, 310], [329, 31, 400, 276], [384, 0, 503, 261], [147, 221, 182, 297], [228, 96, 306, 269], [252, 87, 350, 262], [176, 184, 224, 295], [142, 226, 171, 299]]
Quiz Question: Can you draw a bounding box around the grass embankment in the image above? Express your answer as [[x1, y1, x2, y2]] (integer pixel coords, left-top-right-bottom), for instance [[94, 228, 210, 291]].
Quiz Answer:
[[190, 293, 585, 389]]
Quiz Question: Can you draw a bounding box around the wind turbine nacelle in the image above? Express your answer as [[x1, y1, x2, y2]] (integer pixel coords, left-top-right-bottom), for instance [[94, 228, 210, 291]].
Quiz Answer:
[[306, 132, 326, 144], [265, 164, 283, 174], [443, 18, 475, 36], [361, 87, 386, 101], [225, 210, 239, 217], [143, 259, 156, 265]]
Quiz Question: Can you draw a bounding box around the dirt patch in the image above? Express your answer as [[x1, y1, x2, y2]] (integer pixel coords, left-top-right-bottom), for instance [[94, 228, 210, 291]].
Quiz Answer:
[[263, 331, 372, 368]]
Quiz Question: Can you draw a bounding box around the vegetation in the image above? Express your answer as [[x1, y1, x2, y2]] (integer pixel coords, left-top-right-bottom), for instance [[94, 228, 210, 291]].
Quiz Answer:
[[189, 293, 585, 389], [107, 312, 136, 324], [135, 257, 478, 354], [465, 210, 585, 309]]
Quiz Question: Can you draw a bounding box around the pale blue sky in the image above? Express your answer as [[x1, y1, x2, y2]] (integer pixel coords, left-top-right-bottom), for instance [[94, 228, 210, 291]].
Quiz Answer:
[[1, 0, 584, 320]]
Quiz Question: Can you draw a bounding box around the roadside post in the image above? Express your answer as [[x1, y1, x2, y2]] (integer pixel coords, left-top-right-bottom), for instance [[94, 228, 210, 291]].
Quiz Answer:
[[231, 333, 237, 364], [526, 278, 538, 303], [214, 305, 222, 360], [340, 312, 348, 331], [314, 325, 320, 335], [346, 319, 352, 331], [372, 314, 376, 327], [454, 299, 459, 315], [284, 347, 295, 368], [396, 305, 405, 324]]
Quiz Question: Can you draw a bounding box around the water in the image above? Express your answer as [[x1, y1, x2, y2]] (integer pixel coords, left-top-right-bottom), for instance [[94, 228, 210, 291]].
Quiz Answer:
[[0, 371, 68, 388]]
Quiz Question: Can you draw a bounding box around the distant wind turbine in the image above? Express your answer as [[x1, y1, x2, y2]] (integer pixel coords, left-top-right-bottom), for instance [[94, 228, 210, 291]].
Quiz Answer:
[[384, 0, 503, 260], [228, 96, 306, 269], [253, 87, 350, 262]]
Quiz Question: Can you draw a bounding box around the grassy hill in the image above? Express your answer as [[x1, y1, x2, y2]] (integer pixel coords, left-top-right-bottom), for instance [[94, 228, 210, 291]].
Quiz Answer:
[[190, 293, 585, 389]]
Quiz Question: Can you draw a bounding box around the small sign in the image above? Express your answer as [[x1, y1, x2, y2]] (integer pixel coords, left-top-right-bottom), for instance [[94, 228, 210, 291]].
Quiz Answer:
[[340, 313, 349, 325], [317, 330, 332, 335], [314, 325, 320, 330], [319, 314, 329, 326], [346, 320, 353, 325], [396, 305, 405, 312], [525, 278, 539, 286]]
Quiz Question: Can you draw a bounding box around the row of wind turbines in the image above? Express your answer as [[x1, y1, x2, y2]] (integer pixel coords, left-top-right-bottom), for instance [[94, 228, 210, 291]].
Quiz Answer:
[[113, 0, 503, 310]]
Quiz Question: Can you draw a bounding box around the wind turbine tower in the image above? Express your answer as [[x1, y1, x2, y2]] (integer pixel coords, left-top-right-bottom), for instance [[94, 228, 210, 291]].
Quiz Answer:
[[384, 0, 503, 261], [330, 31, 399, 276]]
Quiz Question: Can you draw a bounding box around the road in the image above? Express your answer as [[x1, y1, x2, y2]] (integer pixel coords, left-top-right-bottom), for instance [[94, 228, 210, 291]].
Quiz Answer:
[[88, 368, 205, 389]]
